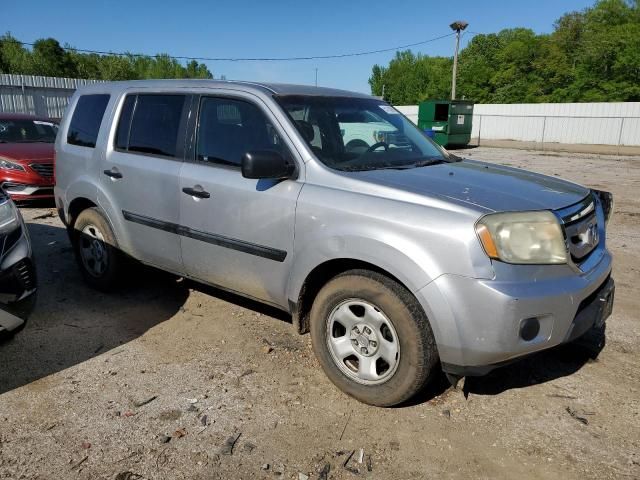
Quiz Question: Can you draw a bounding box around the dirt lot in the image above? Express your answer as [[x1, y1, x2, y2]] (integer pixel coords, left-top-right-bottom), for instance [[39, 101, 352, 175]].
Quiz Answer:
[[0, 147, 638, 479]]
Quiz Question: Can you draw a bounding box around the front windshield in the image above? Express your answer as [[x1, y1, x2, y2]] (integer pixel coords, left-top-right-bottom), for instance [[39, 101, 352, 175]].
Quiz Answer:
[[276, 95, 451, 171], [0, 119, 58, 144]]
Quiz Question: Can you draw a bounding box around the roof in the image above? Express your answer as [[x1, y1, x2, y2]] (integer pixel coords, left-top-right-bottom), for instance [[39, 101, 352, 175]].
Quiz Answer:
[[74, 79, 372, 99]]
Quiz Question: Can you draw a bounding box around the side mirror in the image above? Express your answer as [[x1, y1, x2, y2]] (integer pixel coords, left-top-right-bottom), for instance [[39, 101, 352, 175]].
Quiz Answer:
[[241, 150, 295, 180]]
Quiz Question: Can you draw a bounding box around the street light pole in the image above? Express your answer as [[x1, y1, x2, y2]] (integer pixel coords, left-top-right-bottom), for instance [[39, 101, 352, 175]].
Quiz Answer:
[[449, 20, 468, 100], [315, 68, 318, 87]]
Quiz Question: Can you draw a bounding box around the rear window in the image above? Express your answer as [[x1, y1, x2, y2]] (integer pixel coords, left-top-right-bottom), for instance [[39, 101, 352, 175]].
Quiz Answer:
[[67, 94, 110, 148], [115, 94, 186, 158]]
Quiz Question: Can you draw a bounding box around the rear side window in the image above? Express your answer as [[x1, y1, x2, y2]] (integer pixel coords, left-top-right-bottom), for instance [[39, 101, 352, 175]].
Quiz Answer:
[[115, 94, 186, 158], [67, 94, 110, 148]]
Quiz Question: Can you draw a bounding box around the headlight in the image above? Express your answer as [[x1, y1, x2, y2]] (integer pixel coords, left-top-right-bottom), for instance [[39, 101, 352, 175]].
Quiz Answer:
[[0, 198, 19, 235], [476, 211, 567, 264], [0, 157, 26, 172]]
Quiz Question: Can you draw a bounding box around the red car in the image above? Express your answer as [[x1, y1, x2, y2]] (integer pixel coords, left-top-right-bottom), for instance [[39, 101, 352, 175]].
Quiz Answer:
[[0, 113, 58, 202]]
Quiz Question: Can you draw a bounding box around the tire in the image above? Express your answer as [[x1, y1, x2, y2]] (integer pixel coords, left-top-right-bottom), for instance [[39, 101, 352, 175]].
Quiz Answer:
[[310, 269, 439, 406], [72, 207, 124, 291]]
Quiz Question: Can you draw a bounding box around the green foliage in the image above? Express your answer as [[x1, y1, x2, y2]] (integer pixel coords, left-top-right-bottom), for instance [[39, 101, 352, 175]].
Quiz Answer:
[[370, 0, 640, 103], [369, 51, 452, 104], [0, 34, 213, 80]]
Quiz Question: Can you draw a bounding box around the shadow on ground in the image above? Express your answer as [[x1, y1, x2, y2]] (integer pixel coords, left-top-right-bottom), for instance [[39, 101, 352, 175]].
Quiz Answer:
[[405, 328, 604, 405], [463, 331, 605, 397], [0, 219, 292, 395], [0, 221, 190, 394]]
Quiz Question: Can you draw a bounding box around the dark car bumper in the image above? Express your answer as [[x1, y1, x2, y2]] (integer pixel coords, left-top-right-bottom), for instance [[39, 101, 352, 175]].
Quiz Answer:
[[0, 223, 37, 336]]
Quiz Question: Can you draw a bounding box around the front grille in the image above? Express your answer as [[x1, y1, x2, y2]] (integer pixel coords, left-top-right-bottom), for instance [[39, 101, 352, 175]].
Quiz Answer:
[[29, 163, 54, 178], [557, 195, 599, 263]]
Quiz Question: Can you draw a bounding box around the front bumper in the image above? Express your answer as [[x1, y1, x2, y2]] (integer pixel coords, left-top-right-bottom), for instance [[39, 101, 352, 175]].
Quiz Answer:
[[0, 223, 37, 335], [1, 169, 55, 201], [2, 182, 54, 200], [417, 248, 613, 375]]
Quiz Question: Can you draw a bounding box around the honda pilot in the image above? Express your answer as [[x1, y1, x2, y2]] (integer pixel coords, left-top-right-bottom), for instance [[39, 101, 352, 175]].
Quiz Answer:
[[54, 80, 614, 406]]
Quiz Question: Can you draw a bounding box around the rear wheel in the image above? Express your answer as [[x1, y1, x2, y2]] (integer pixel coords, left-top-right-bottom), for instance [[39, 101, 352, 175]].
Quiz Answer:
[[73, 208, 124, 291], [310, 269, 439, 406]]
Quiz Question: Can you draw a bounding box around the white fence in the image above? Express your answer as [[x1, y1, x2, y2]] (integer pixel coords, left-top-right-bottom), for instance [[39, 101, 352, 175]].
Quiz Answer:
[[396, 102, 640, 147], [0, 74, 102, 118]]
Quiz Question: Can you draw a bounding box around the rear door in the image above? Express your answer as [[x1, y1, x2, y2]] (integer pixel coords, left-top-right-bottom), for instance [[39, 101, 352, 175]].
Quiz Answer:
[[179, 93, 303, 307], [98, 92, 191, 273]]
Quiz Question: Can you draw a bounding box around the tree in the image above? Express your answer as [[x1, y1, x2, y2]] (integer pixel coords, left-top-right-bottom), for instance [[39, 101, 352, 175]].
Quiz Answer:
[[0, 34, 33, 74], [185, 60, 213, 79], [31, 38, 77, 77], [369, 51, 452, 104], [0, 32, 215, 81]]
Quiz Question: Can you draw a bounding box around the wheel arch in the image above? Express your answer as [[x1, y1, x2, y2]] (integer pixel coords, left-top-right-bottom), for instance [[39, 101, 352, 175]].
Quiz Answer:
[[67, 197, 98, 230], [290, 257, 427, 335]]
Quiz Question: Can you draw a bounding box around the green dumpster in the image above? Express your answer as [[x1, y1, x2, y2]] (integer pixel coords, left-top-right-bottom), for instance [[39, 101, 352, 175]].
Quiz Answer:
[[418, 100, 474, 147]]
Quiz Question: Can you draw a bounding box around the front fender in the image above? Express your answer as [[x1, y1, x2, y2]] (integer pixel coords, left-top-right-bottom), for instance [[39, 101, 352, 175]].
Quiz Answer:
[[287, 233, 436, 302]]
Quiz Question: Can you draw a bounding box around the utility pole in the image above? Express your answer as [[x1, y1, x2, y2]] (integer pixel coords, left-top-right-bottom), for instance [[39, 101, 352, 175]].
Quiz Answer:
[[315, 68, 318, 87], [449, 20, 468, 100]]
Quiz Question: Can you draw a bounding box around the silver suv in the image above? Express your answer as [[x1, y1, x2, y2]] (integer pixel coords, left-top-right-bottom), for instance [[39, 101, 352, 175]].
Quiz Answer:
[[55, 80, 614, 406]]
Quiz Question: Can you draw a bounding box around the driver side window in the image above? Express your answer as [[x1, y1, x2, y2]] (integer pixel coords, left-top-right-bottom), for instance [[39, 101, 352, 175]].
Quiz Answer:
[[196, 97, 288, 167]]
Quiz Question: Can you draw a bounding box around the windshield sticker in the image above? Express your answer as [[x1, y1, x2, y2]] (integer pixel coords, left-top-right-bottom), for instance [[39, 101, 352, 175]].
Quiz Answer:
[[379, 105, 399, 115]]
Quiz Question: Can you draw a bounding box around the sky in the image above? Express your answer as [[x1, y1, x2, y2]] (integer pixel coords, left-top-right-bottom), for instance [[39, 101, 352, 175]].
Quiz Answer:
[[3, 0, 597, 94]]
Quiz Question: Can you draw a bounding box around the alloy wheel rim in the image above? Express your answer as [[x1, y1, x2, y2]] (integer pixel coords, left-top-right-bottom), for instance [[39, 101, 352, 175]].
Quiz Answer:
[[326, 299, 400, 385], [79, 224, 109, 277]]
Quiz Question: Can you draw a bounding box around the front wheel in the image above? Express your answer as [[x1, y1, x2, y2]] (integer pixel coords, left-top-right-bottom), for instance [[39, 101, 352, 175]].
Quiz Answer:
[[310, 269, 439, 406]]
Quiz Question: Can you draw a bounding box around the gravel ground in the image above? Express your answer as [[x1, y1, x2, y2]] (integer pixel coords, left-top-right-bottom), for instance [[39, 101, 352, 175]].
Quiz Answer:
[[0, 147, 638, 479]]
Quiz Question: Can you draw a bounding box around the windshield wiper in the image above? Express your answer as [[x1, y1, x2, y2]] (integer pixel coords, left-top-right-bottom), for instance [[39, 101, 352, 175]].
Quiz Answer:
[[376, 158, 447, 170], [338, 156, 448, 172]]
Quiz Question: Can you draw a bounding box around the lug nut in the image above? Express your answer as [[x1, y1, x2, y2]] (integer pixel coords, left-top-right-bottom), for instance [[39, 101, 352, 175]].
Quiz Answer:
[[364, 327, 371, 335], [370, 341, 377, 348], [360, 347, 368, 354]]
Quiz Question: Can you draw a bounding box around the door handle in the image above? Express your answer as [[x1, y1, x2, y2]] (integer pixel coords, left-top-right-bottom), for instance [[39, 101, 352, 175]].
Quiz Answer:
[[103, 169, 123, 179], [182, 186, 210, 199]]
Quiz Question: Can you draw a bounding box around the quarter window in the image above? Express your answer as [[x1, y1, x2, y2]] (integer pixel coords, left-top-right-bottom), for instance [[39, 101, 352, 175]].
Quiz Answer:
[[67, 94, 110, 148], [196, 97, 287, 167], [116, 94, 186, 158]]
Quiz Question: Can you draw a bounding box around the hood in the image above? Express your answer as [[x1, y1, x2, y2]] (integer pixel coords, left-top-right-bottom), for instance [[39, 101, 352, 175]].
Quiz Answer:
[[348, 159, 590, 212], [0, 143, 54, 163]]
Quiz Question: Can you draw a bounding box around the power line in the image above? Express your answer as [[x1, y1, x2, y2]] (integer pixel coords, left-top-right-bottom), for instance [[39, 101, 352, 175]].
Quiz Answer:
[[16, 33, 455, 62]]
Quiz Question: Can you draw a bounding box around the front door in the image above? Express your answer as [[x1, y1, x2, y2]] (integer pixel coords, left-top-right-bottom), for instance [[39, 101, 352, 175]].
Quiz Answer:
[[99, 92, 190, 273], [179, 94, 303, 307]]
